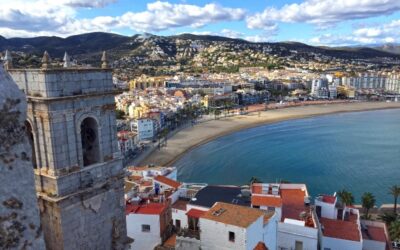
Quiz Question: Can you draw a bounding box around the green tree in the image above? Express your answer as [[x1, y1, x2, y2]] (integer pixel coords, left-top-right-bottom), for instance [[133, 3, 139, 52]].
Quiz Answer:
[[389, 185, 400, 214], [390, 220, 400, 241], [214, 109, 221, 120], [249, 176, 262, 185], [378, 212, 397, 225], [337, 189, 354, 206], [115, 110, 125, 120], [362, 192, 376, 219]]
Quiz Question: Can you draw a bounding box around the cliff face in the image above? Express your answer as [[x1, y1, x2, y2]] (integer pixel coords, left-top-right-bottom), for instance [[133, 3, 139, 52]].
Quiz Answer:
[[0, 66, 45, 249]]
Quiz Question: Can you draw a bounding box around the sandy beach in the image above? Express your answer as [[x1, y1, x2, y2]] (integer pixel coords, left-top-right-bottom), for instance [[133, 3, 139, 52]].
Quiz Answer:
[[138, 102, 400, 166]]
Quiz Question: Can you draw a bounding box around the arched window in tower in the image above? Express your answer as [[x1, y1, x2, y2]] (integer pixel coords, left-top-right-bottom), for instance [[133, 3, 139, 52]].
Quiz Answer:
[[25, 121, 37, 169], [80, 117, 101, 166]]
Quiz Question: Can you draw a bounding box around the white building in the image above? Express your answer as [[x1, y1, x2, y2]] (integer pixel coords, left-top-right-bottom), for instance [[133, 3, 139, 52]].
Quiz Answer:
[[131, 118, 155, 141], [199, 202, 277, 250], [251, 183, 319, 250], [315, 194, 362, 250], [126, 202, 171, 250]]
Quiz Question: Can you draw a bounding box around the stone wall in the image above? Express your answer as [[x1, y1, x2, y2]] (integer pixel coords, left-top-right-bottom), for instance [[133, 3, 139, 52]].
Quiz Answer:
[[0, 66, 45, 249]]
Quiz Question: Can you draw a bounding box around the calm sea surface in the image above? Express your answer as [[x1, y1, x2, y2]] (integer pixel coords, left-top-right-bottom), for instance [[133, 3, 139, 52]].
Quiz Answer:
[[175, 109, 400, 204]]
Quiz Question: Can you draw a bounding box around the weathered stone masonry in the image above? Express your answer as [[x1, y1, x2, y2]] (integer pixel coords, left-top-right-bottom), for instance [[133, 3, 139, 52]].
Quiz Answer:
[[0, 66, 45, 250], [9, 67, 130, 250]]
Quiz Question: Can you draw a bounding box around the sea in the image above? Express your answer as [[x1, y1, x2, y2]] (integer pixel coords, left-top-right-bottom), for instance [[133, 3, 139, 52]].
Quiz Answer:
[[175, 108, 400, 204]]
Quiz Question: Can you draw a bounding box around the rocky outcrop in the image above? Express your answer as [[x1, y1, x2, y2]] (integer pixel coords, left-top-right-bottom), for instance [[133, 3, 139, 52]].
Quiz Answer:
[[0, 66, 45, 249]]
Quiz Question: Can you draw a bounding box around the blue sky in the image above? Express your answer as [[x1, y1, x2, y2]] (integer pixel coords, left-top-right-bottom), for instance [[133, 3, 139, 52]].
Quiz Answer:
[[1, 0, 400, 46]]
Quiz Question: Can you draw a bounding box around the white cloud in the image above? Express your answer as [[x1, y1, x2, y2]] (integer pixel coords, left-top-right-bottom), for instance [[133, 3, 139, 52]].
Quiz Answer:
[[247, 0, 400, 30], [221, 29, 243, 38], [59, 0, 117, 8], [310, 19, 400, 46], [0, 1, 246, 37], [117, 2, 246, 32]]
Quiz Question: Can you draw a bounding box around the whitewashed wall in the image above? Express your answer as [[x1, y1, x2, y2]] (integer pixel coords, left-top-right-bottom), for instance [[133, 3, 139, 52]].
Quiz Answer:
[[126, 213, 161, 250]]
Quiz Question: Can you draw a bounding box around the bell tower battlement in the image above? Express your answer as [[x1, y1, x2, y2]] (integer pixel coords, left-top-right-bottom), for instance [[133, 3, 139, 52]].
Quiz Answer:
[[7, 51, 129, 250]]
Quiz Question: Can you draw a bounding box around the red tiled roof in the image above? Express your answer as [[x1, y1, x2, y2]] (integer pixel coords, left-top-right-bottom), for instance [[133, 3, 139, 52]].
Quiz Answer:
[[154, 175, 181, 189], [254, 242, 268, 250], [281, 188, 315, 228], [252, 195, 282, 207], [320, 217, 361, 242], [186, 209, 206, 219], [126, 203, 167, 215], [362, 226, 387, 242], [322, 195, 336, 204]]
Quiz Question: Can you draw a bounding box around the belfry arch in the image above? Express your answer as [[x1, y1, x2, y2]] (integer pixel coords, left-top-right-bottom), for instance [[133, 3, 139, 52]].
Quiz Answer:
[[80, 117, 100, 166]]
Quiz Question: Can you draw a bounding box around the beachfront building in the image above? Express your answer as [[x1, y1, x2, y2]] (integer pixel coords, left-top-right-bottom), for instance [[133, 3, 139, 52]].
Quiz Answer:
[[117, 130, 137, 155], [315, 194, 391, 250], [251, 183, 319, 250], [131, 118, 155, 141]]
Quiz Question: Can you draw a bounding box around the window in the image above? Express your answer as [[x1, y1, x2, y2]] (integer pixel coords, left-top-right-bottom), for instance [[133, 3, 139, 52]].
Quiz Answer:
[[141, 224, 150, 232], [80, 117, 100, 166], [25, 121, 37, 168], [229, 231, 235, 242], [295, 241, 303, 250]]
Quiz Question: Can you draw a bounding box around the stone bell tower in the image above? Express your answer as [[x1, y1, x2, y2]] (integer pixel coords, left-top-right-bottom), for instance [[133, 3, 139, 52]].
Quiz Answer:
[[7, 51, 129, 249]]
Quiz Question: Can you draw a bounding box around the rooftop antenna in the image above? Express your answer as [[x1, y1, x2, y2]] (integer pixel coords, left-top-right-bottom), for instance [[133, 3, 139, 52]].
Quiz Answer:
[[41, 51, 51, 69], [63, 51, 71, 68], [4, 50, 12, 70], [101, 51, 108, 69]]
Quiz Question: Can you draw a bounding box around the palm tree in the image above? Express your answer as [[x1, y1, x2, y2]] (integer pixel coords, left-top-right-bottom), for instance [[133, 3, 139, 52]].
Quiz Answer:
[[389, 185, 400, 214], [362, 192, 376, 219], [249, 176, 262, 185], [390, 220, 400, 241], [337, 189, 354, 206]]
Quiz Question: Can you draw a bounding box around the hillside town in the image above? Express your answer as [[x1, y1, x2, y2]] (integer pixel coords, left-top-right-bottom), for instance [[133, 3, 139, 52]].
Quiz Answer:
[[112, 65, 400, 161], [2, 45, 400, 250]]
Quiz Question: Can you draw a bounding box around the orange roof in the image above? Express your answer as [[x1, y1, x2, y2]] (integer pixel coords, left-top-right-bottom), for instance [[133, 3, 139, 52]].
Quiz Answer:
[[154, 175, 181, 189], [320, 217, 361, 242], [201, 202, 265, 228], [186, 209, 206, 219], [362, 225, 387, 242], [253, 242, 268, 250], [125, 203, 167, 215], [280, 188, 315, 227], [322, 195, 336, 204], [252, 195, 282, 207]]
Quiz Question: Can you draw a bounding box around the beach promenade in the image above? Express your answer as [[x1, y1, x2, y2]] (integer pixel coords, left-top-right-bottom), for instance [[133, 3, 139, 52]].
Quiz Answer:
[[138, 101, 400, 166]]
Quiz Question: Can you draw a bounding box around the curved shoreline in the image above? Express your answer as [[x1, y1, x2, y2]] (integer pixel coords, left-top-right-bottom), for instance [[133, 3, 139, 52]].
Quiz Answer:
[[138, 102, 400, 166]]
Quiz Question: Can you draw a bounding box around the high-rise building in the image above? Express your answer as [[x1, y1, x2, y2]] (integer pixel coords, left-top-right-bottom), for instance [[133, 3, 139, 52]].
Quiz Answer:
[[7, 52, 130, 249]]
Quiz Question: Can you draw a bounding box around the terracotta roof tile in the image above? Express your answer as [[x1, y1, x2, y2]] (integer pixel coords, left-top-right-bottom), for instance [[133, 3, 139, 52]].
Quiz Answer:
[[201, 202, 265, 228], [320, 217, 361, 242], [252, 195, 282, 207], [186, 209, 206, 219], [154, 175, 181, 189], [125, 203, 167, 215]]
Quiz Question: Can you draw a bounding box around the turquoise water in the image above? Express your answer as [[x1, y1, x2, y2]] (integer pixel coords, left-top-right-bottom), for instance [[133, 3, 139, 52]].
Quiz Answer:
[[175, 109, 400, 204]]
